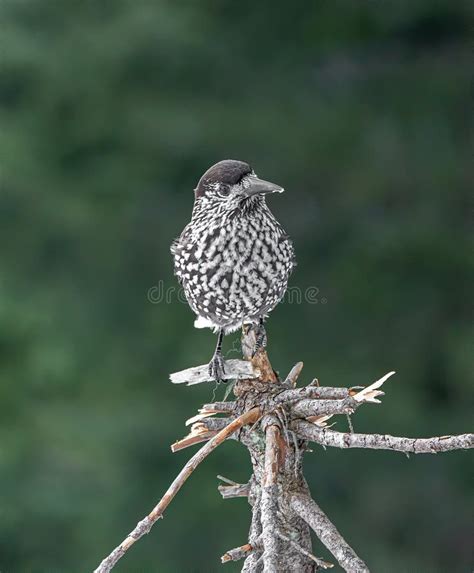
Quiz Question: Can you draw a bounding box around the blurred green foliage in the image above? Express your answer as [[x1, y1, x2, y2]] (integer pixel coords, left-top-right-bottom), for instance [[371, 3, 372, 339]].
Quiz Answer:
[[0, 1, 472, 571]]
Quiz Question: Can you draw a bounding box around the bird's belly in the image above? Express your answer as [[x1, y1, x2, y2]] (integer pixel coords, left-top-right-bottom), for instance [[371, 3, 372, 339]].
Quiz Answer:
[[180, 234, 292, 329]]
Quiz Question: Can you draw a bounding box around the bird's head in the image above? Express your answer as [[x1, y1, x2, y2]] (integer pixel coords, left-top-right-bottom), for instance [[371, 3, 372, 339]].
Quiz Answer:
[[194, 160, 283, 212]]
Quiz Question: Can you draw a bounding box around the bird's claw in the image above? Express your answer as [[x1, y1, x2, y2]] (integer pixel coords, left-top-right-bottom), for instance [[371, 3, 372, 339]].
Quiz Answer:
[[254, 321, 267, 355], [209, 352, 226, 382], [256, 329, 267, 350]]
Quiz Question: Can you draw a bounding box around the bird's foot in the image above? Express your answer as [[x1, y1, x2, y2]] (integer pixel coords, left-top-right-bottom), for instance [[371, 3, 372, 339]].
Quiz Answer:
[[254, 321, 267, 354], [208, 352, 226, 382]]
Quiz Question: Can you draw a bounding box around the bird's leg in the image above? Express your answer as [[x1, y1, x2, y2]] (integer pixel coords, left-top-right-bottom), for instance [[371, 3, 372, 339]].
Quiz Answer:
[[209, 328, 226, 382], [255, 317, 267, 352]]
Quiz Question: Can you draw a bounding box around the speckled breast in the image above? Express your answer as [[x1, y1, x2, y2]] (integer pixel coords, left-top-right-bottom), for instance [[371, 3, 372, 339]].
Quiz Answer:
[[174, 213, 294, 330]]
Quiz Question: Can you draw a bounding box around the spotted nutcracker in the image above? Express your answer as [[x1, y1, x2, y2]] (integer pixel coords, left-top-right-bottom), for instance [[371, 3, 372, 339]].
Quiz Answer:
[[171, 160, 295, 381]]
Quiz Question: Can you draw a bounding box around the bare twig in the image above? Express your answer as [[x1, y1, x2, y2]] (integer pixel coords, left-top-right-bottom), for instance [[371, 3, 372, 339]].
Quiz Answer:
[[171, 430, 218, 452], [201, 402, 237, 413], [293, 422, 474, 454], [217, 474, 250, 499], [217, 474, 239, 486], [276, 531, 334, 569], [277, 372, 393, 406], [185, 410, 223, 426], [218, 482, 251, 499], [289, 372, 392, 429], [284, 361, 304, 387], [93, 407, 261, 573], [217, 476, 250, 499], [352, 371, 394, 403], [291, 493, 369, 573], [221, 543, 257, 563], [171, 415, 236, 452]]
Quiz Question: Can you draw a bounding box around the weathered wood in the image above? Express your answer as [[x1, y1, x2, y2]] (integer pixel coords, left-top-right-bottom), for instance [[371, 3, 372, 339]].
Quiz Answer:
[[293, 422, 474, 454], [170, 359, 258, 385], [261, 422, 281, 572], [94, 325, 472, 573], [275, 386, 351, 403], [171, 430, 219, 452], [276, 531, 334, 570], [221, 543, 256, 563], [199, 418, 233, 432], [93, 407, 261, 573], [218, 482, 251, 499], [283, 361, 304, 387], [291, 493, 369, 573], [291, 397, 358, 418]]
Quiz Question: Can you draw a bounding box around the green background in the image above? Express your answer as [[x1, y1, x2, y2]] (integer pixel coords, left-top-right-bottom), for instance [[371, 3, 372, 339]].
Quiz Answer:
[[0, 1, 472, 571]]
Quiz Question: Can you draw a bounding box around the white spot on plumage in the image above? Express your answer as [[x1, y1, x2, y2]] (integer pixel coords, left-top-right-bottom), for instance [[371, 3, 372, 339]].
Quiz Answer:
[[171, 162, 295, 334]]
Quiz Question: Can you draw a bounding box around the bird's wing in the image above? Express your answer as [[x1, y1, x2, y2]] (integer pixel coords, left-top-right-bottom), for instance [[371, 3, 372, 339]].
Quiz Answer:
[[277, 228, 297, 272], [170, 223, 194, 284], [170, 222, 192, 256], [170, 238, 180, 257]]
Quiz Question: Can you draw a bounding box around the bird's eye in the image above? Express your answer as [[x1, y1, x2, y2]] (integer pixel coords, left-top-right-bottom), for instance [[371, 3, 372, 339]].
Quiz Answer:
[[218, 185, 231, 198]]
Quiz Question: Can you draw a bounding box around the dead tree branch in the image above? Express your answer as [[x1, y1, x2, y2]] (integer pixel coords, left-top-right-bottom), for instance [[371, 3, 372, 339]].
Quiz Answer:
[[93, 407, 260, 573], [293, 421, 474, 454], [218, 482, 251, 499], [283, 361, 304, 387], [261, 420, 282, 572], [170, 359, 257, 385], [275, 386, 351, 403], [290, 493, 369, 573], [221, 543, 257, 563], [291, 397, 359, 418], [93, 325, 473, 573]]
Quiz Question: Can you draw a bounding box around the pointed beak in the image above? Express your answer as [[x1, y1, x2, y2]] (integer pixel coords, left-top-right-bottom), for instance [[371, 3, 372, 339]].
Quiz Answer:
[[244, 177, 284, 198]]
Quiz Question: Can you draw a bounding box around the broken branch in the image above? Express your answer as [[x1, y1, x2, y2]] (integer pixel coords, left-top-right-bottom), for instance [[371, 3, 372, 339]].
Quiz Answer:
[[221, 543, 256, 563], [171, 430, 219, 452], [93, 407, 260, 573], [218, 482, 251, 499], [170, 359, 258, 385], [201, 402, 236, 413], [283, 361, 304, 387]]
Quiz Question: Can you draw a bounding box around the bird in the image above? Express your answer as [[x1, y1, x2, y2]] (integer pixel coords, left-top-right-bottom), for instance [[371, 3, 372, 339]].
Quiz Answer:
[[171, 159, 295, 381]]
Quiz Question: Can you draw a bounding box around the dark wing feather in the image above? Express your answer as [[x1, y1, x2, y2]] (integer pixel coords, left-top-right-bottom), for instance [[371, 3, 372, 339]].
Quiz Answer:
[[170, 223, 193, 285]]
